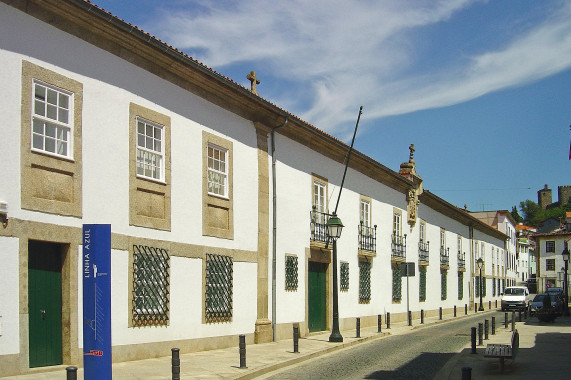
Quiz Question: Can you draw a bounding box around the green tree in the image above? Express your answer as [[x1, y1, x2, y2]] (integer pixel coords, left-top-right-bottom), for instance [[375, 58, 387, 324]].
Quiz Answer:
[[511, 206, 522, 224], [519, 200, 542, 225]]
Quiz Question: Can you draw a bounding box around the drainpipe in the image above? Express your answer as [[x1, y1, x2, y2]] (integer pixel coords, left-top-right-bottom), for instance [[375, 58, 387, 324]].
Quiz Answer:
[[271, 117, 288, 342]]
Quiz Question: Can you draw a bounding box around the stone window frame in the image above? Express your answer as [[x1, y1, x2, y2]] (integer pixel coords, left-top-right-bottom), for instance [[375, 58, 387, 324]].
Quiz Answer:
[[202, 131, 234, 239], [129, 103, 171, 231], [21, 60, 83, 217]]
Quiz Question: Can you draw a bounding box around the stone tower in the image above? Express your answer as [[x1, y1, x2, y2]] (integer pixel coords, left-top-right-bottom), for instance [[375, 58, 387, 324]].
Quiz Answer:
[[538, 184, 552, 210], [558, 186, 571, 206]]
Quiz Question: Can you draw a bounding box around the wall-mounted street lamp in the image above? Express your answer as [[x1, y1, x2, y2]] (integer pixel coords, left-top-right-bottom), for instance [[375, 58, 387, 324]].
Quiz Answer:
[[562, 242, 569, 317], [327, 213, 344, 342], [477, 258, 484, 311]]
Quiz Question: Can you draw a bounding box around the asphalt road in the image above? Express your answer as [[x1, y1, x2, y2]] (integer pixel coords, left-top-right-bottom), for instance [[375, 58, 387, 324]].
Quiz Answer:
[[263, 311, 504, 380]]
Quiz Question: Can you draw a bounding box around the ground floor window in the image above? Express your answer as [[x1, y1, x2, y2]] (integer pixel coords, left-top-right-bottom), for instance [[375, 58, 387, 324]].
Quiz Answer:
[[419, 266, 426, 301], [458, 272, 463, 300], [205, 253, 233, 322], [392, 265, 402, 301], [441, 271, 447, 300], [285, 255, 298, 291], [340, 261, 349, 291], [359, 260, 371, 303]]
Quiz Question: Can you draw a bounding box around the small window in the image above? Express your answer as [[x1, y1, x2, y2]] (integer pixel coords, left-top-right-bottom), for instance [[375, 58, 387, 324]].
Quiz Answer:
[[440, 229, 446, 250], [340, 261, 349, 291], [441, 271, 447, 300], [419, 222, 426, 242], [360, 200, 370, 227], [285, 255, 298, 291], [392, 265, 402, 301], [393, 213, 401, 236], [359, 261, 371, 303], [419, 267, 426, 301], [32, 81, 73, 158], [546, 241, 555, 253], [458, 272, 463, 300], [546, 259, 555, 271], [136, 118, 164, 181], [205, 254, 233, 322], [207, 144, 228, 197]]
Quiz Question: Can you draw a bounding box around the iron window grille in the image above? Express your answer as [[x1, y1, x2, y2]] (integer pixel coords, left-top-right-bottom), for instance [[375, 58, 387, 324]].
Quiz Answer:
[[482, 277, 486, 297], [475, 277, 480, 297], [440, 247, 449, 266], [458, 272, 463, 300], [132, 244, 170, 326], [285, 255, 298, 291], [359, 261, 371, 303], [391, 234, 406, 259], [340, 261, 349, 291], [358, 222, 377, 252], [205, 253, 233, 323], [441, 271, 447, 300], [392, 265, 402, 301], [419, 267, 426, 301], [492, 276, 496, 296], [310, 207, 331, 243], [457, 251, 465, 269], [419, 240, 430, 263]]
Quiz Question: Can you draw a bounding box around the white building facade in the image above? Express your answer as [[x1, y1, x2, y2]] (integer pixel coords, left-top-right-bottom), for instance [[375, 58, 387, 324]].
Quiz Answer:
[[0, 0, 508, 376]]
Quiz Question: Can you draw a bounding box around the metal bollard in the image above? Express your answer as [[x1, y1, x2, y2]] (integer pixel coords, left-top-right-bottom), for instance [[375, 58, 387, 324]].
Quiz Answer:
[[492, 316, 496, 335], [439, 307, 442, 320], [293, 325, 299, 353], [504, 312, 508, 328], [465, 304, 468, 315], [66, 367, 78, 380], [518, 311, 522, 322], [462, 366, 472, 380], [387, 312, 391, 329], [471, 327, 477, 354], [239, 334, 247, 369], [454, 305, 457, 317], [511, 312, 515, 332], [475, 303, 478, 313], [378, 314, 382, 333], [408, 311, 412, 326], [495, 300, 498, 308], [171, 348, 180, 380], [356, 317, 361, 337], [489, 300, 491, 310], [421, 309, 424, 324], [478, 323, 483, 346], [524, 308, 528, 320], [484, 319, 489, 340]]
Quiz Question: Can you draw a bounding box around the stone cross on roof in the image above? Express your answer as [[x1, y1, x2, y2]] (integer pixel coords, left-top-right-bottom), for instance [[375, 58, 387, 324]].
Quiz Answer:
[[409, 143, 415, 162], [247, 71, 260, 95]]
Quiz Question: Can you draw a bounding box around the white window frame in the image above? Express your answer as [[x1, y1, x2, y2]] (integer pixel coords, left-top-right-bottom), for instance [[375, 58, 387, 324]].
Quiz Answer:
[[31, 80, 73, 159], [360, 199, 370, 227], [313, 181, 326, 213], [207, 143, 228, 198], [420, 222, 426, 242], [393, 213, 401, 237], [440, 229, 446, 250], [136, 117, 165, 182]]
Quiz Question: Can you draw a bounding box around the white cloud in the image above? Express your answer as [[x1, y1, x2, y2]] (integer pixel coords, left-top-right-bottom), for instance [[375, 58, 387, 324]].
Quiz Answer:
[[149, 0, 571, 135]]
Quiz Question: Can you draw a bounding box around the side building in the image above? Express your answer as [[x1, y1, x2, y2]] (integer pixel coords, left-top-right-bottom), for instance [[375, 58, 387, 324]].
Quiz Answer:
[[0, 0, 508, 376]]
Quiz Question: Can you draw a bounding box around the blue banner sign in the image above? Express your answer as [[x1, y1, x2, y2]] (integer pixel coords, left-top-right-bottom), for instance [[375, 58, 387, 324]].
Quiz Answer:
[[83, 224, 112, 380]]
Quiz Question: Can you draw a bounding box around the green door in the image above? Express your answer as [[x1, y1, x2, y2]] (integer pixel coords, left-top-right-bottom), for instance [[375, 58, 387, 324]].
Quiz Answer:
[[308, 261, 327, 332], [28, 241, 63, 368]]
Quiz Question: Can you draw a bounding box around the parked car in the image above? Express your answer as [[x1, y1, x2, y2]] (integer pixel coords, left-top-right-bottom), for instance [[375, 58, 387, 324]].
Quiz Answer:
[[546, 287, 564, 299], [500, 286, 529, 311], [529, 293, 564, 315]]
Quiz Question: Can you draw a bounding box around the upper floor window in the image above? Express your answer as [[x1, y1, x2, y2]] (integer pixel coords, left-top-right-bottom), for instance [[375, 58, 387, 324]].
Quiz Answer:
[[420, 222, 426, 242], [457, 235, 462, 253], [136, 118, 164, 181], [313, 180, 326, 213], [32, 81, 73, 159], [546, 241, 555, 253], [207, 144, 228, 197], [481, 242, 485, 259], [440, 229, 446, 250], [393, 213, 402, 236], [360, 199, 370, 227]]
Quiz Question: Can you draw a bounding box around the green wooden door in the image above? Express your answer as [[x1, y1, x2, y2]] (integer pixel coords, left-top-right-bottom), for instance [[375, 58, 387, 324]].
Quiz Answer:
[[308, 261, 327, 332], [28, 241, 63, 368]]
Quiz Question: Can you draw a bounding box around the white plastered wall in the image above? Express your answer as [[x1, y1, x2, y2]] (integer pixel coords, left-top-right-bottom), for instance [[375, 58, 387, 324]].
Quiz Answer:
[[0, 237, 20, 355]]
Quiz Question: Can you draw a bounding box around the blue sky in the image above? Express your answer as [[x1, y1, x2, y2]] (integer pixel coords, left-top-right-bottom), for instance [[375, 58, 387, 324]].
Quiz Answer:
[[91, 0, 570, 214]]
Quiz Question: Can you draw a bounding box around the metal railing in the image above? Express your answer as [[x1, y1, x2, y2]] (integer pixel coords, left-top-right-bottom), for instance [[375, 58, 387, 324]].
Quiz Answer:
[[419, 240, 430, 263], [458, 251, 466, 269], [440, 247, 449, 266], [391, 234, 406, 259], [310, 208, 331, 243], [358, 223, 377, 252]]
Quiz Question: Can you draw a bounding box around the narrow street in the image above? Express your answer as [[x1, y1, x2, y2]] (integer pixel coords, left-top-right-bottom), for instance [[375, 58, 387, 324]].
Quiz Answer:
[[263, 311, 503, 380]]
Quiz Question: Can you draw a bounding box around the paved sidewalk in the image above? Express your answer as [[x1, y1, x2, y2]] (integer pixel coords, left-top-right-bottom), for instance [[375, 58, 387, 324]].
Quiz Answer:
[[437, 312, 571, 379], [1, 310, 520, 380]]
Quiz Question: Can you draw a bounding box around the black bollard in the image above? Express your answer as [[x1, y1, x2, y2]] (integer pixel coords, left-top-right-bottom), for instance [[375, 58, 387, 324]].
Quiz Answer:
[[518, 311, 522, 322], [489, 300, 491, 310], [421, 309, 424, 324], [504, 312, 508, 328], [239, 334, 247, 369], [454, 305, 457, 317], [484, 319, 489, 340], [465, 304, 468, 315], [495, 300, 498, 308], [408, 311, 412, 326], [492, 316, 496, 335], [471, 327, 477, 354], [462, 366, 472, 380], [387, 312, 391, 329], [293, 325, 299, 353], [475, 303, 478, 313], [511, 311, 515, 332], [524, 308, 528, 320], [171, 348, 180, 380], [66, 367, 78, 380], [478, 323, 483, 346], [356, 317, 361, 337], [439, 307, 442, 320], [378, 314, 382, 333]]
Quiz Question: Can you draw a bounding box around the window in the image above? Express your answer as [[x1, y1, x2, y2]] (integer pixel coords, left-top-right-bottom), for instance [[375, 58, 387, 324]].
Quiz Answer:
[[546, 259, 555, 271], [441, 271, 447, 300], [313, 180, 326, 214], [360, 199, 370, 227], [493, 277, 496, 296], [205, 254, 233, 322], [132, 245, 170, 326], [440, 229, 446, 251], [393, 213, 402, 236], [475, 277, 480, 297], [136, 118, 164, 181], [359, 260, 371, 303], [457, 235, 462, 254], [546, 241, 555, 253], [32, 81, 73, 158], [458, 272, 463, 300], [340, 261, 349, 291], [207, 144, 228, 197], [392, 265, 402, 301], [359, 197, 376, 253], [420, 222, 426, 242], [419, 267, 426, 301], [285, 255, 298, 291], [482, 277, 487, 296]]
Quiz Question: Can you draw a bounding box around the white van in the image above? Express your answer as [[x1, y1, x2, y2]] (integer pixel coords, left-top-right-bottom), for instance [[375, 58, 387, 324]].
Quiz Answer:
[[500, 286, 529, 311]]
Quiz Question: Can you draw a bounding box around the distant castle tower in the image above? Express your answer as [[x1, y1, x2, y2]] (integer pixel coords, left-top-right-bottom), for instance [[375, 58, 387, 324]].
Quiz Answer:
[[559, 186, 571, 206], [538, 184, 552, 210]]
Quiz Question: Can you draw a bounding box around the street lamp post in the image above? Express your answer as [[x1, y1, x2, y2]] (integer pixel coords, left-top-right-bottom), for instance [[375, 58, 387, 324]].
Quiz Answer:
[[477, 258, 484, 311], [327, 212, 344, 342], [562, 242, 569, 317]]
